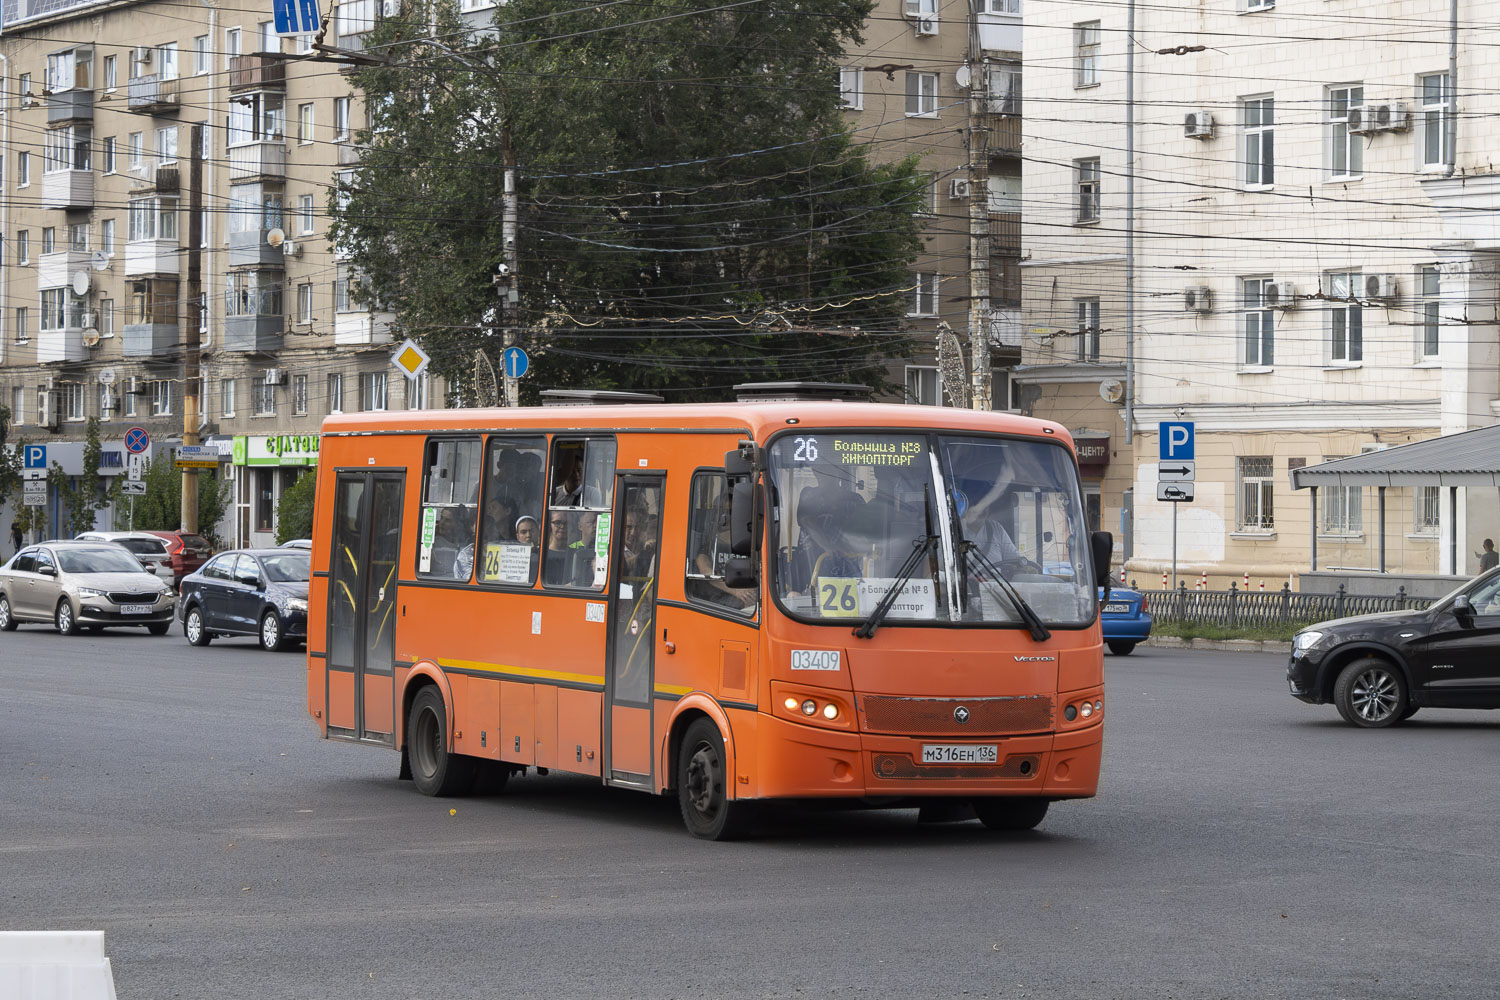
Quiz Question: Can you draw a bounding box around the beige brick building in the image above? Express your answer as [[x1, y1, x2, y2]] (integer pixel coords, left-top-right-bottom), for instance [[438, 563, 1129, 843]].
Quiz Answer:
[[1020, 0, 1500, 585]]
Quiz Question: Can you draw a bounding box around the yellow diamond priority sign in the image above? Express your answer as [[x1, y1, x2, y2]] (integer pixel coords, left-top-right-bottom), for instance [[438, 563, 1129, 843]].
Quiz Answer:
[[392, 339, 431, 380]]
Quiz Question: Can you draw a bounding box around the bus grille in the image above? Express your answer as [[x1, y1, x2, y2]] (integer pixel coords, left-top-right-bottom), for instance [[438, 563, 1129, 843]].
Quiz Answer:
[[871, 753, 1041, 781], [858, 695, 1052, 735]]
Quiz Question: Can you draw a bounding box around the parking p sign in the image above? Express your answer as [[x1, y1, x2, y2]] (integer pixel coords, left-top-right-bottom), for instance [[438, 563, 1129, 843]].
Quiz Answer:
[[1159, 421, 1194, 462]]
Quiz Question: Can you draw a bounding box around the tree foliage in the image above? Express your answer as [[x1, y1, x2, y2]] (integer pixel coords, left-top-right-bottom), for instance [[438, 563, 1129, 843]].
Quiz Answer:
[[105, 459, 232, 547], [334, 0, 926, 401], [274, 471, 317, 544], [50, 417, 105, 537]]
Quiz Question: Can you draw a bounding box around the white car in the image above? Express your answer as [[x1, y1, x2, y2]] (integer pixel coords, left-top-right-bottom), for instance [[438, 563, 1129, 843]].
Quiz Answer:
[[74, 531, 176, 584]]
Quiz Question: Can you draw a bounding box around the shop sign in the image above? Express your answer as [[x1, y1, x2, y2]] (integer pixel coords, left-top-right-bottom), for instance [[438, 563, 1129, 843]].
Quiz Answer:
[[1074, 434, 1111, 471], [233, 434, 321, 467]]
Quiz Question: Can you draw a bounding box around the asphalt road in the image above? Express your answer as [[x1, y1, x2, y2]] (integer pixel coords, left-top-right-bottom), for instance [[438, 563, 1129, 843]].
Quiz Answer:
[[3, 628, 1498, 999]]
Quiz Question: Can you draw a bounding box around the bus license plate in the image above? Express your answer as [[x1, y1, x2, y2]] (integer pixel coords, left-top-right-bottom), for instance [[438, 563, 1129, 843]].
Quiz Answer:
[[120, 604, 152, 615], [922, 744, 998, 765], [1103, 603, 1130, 613]]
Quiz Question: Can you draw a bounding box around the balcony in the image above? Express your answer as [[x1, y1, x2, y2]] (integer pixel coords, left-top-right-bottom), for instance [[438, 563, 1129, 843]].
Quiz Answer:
[[37, 327, 90, 364], [228, 54, 285, 93], [125, 239, 181, 277], [228, 229, 284, 268], [337, 142, 364, 166], [990, 212, 1021, 256], [223, 315, 285, 353], [986, 114, 1021, 157], [228, 141, 286, 182], [335, 311, 396, 347], [46, 89, 94, 124], [39, 168, 93, 210], [127, 75, 179, 114], [123, 323, 179, 358], [37, 250, 93, 290]]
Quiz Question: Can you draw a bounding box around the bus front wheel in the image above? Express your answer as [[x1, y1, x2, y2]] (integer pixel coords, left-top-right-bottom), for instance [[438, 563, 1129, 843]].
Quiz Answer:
[[677, 718, 752, 841], [973, 796, 1049, 831], [406, 686, 477, 797]]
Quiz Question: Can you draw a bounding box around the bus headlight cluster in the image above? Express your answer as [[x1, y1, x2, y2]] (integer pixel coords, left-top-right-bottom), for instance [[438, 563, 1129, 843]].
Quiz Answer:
[[1063, 699, 1103, 722], [782, 696, 840, 721]]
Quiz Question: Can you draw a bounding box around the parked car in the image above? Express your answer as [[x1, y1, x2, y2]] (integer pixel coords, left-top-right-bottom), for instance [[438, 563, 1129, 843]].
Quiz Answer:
[[1099, 585, 1151, 655], [178, 548, 311, 651], [283, 539, 312, 549], [1288, 567, 1500, 728], [75, 531, 175, 584], [0, 541, 175, 635], [144, 530, 212, 586]]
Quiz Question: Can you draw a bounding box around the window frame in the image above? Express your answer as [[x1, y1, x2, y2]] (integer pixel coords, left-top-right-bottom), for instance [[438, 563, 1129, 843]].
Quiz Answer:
[[1075, 157, 1100, 223], [904, 71, 938, 118], [1327, 84, 1364, 180], [473, 435, 549, 589], [540, 437, 617, 592], [839, 67, 863, 111], [684, 470, 758, 618], [417, 436, 485, 581], [1242, 95, 1275, 189], [1419, 72, 1451, 169], [1240, 277, 1275, 369], [1075, 297, 1101, 361], [1418, 265, 1441, 360], [907, 272, 939, 317], [1325, 271, 1363, 364], [1237, 456, 1275, 532], [1074, 21, 1100, 88]]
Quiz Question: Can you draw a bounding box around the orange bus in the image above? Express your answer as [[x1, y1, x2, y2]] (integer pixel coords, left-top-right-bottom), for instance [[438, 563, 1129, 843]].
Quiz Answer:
[[306, 384, 1112, 839]]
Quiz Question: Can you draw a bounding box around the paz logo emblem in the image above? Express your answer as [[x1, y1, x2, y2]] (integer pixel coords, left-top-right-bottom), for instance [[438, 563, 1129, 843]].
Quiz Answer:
[[954, 706, 971, 724]]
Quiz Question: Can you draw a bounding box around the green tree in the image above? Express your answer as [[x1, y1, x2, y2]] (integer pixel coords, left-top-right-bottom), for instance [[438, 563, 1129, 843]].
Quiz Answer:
[[274, 471, 316, 544], [50, 417, 105, 536], [105, 457, 232, 547], [334, 0, 925, 402]]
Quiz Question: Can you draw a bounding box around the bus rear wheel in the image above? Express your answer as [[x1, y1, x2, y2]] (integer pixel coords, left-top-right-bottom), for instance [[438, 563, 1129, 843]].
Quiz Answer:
[[407, 686, 476, 797], [677, 718, 751, 841], [973, 796, 1050, 831]]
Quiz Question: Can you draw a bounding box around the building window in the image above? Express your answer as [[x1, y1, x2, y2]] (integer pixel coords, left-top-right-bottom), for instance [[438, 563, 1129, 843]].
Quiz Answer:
[[988, 62, 1021, 115], [298, 103, 315, 143], [1414, 485, 1440, 534], [362, 372, 387, 411], [225, 27, 242, 68], [41, 228, 55, 254], [254, 374, 277, 415], [407, 372, 429, 410], [297, 282, 313, 323], [11, 386, 24, 424], [102, 219, 116, 254], [194, 35, 210, 74], [839, 67, 863, 110], [103, 56, 116, 90], [17, 231, 28, 263], [17, 151, 29, 187], [328, 373, 344, 413], [129, 196, 179, 242], [293, 374, 308, 414], [1419, 265, 1440, 358], [157, 42, 178, 81], [986, 0, 1019, 11], [99, 381, 115, 418], [43, 125, 91, 174], [299, 194, 315, 234], [221, 377, 236, 416], [908, 272, 939, 317], [225, 271, 283, 317], [1241, 277, 1274, 367], [905, 72, 937, 117], [1320, 461, 1362, 534], [1326, 271, 1362, 363], [227, 92, 284, 146], [1420, 72, 1451, 168], [1238, 456, 1274, 530], [68, 224, 87, 252], [155, 126, 178, 165], [1075, 158, 1100, 222], [1246, 0, 1272, 10], [1075, 297, 1101, 360], [334, 97, 351, 141], [59, 382, 85, 421], [129, 132, 144, 171], [1328, 85, 1363, 179], [1243, 96, 1274, 187], [258, 20, 278, 54], [15, 307, 28, 342], [99, 299, 113, 337], [1074, 22, 1100, 88], [102, 136, 116, 174], [128, 279, 179, 325], [151, 380, 173, 416]]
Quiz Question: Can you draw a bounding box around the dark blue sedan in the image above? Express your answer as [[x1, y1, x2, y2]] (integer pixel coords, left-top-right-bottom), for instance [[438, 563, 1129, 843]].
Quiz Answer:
[[1099, 586, 1151, 655], [178, 548, 310, 651]]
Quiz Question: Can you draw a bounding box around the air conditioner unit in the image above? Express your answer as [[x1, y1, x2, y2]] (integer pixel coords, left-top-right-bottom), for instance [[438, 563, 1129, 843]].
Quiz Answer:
[[1265, 281, 1298, 308], [380, 0, 398, 15], [80, 311, 96, 328], [1363, 273, 1398, 300], [913, 14, 938, 35], [282, 240, 302, 258], [125, 375, 148, 395], [1346, 106, 1376, 136], [1183, 110, 1214, 139], [948, 178, 971, 200], [134, 45, 153, 65], [264, 367, 285, 386], [39, 390, 59, 430], [1373, 101, 1411, 132], [1184, 286, 1213, 313]]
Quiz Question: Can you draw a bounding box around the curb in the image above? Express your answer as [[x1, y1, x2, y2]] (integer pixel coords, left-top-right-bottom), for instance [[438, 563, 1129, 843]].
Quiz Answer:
[[1145, 636, 1292, 654]]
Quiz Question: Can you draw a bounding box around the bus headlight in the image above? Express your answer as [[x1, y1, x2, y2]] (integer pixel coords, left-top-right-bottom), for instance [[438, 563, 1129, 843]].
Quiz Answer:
[[784, 697, 800, 711], [801, 699, 818, 716], [822, 703, 839, 720]]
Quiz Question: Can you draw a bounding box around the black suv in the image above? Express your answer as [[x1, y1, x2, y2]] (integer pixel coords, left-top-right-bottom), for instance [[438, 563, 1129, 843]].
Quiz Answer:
[[1288, 568, 1500, 727]]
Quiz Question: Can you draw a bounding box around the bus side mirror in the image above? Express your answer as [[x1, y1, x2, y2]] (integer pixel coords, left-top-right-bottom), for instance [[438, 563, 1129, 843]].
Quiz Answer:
[[728, 481, 754, 557], [1090, 531, 1113, 589], [723, 556, 757, 590]]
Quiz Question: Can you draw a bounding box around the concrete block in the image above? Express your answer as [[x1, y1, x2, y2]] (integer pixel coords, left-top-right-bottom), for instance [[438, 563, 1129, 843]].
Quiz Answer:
[[0, 931, 118, 1000]]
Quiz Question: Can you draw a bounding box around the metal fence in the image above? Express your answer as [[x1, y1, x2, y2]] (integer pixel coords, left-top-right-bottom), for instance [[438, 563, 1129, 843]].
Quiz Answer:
[[1130, 581, 1431, 628]]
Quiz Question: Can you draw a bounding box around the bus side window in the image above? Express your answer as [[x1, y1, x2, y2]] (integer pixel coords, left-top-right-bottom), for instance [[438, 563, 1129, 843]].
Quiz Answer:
[[542, 437, 616, 590], [416, 437, 482, 581], [685, 472, 756, 615], [476, 436, 546, 586]]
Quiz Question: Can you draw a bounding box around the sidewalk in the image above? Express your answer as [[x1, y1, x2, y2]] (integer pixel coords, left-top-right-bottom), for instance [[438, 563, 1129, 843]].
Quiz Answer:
[[1145, 636, 1292, 654]]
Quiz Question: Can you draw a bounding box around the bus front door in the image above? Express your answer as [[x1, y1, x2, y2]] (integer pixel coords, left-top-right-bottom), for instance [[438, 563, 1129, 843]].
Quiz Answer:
[[325, 470, 405, 746], [604, 476, 664, 787]]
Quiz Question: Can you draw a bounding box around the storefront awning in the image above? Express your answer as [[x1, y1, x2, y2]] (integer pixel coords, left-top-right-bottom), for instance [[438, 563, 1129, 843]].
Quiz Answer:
[[1290, 425, 1500, 489]]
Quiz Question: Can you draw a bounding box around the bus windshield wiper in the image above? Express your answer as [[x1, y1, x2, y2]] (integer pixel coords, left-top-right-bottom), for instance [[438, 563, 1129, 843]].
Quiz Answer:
[[960, 542, 1052, 643], [853, 487, 938, 640]]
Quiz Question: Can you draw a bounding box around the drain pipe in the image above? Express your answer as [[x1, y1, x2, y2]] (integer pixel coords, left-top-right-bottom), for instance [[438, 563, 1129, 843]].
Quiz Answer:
[[0, 52, 8, 369], [1444, 0, 1457, 177]]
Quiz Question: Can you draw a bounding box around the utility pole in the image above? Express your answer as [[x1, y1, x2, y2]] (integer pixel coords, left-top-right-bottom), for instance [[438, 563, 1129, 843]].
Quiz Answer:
[[1123, 0, 1136, 444], [965, 0, 992, 411], [498, 125, 520, 407], [181, 123, 204, 533]]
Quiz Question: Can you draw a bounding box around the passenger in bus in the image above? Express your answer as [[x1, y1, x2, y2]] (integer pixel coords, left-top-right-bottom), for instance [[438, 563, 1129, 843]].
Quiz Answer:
[[691, 529, 755, 612], [569, 512, 600, 587], [622, 505, 657, 580], [783, 476, 866, 594], [429, 506, 472, 579], [544, 516, 575, 585], [482, 494, 517, 541], [515, 515, 541, 578], [552, 451, 584, 506], [962, 483, 1038, 574]]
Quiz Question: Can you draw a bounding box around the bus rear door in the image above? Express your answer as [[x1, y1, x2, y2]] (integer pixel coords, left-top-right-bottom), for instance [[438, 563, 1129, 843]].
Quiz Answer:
[[325, 469, 405, 746], [604, 475, 665, 787]]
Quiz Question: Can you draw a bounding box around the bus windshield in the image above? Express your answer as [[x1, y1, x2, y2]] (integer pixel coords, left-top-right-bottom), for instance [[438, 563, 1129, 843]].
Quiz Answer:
[[768, 432, 1094, 628]]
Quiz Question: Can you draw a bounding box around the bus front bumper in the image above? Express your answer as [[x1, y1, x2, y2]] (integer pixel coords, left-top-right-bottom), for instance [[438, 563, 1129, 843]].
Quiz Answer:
[[746, 713, 1101, 801]]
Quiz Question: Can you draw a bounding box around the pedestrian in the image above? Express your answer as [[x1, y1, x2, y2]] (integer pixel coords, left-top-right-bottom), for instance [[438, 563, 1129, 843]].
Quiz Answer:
[[9, 521, 20, 555], [1479, 538, 1498, 572]]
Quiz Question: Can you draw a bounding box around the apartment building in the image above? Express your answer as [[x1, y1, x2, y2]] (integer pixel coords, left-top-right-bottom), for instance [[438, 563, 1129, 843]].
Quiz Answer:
[[841, 0, 1023, 410], [1021, 0, 1500, 582], [0, 0, 431, 546]]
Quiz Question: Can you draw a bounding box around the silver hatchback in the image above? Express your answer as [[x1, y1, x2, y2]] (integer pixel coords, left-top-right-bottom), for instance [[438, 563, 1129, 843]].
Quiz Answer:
[[0, 542, 176, 635], [75, 531, 176, 585]]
